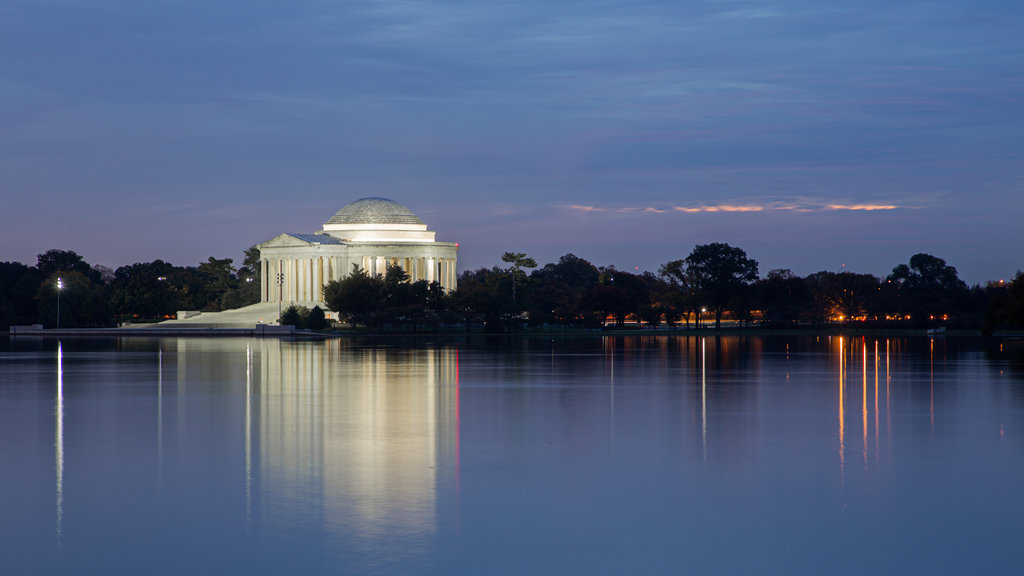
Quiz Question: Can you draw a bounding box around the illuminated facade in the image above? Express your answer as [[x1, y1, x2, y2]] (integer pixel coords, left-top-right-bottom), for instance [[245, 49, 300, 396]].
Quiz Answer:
[[258, 197, 459, 306]]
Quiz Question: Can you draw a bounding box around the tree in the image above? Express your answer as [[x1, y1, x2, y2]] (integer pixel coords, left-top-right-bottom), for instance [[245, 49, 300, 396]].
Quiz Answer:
[[37, 271, 109, 328], [383, 261, 411, 287], [659, 259, 700, 329], [107, 260, 179, 321], [888, 253, 968, 325], [197, 257, 239, 311], [533, 253, 599, 290], [501, 251, 537, 303], [36, 249, 101, 283], [755, 269, 812, 326], [0, 261, 42, 329], [453, 267, 516, 332], [306, 305, 328, 330], [324, 265, 384, 328], [805, 271, 882, 324], [985, 272, 1024, 332], [380, 262, 429, 329], [530, 254, 600, 328], [280, 305, 308, 328], [525, 278, 575, 327], [601, 268, 649, 327], [667, 243, 759, 329], [237, 245, 262, 305], [583, 285, 631, 329]]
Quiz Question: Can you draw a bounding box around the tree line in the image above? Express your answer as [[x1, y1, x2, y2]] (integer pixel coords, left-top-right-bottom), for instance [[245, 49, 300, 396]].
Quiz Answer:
[[1, 248, 261, 329], [324, 244, 1024, 334], [3, 243, 1023, 333]]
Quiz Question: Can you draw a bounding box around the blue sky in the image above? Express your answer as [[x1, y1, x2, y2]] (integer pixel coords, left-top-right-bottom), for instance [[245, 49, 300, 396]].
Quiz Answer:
[[2, 0, 1021, 283]]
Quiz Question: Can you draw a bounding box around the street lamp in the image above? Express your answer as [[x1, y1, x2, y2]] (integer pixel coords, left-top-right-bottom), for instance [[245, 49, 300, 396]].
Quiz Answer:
[[56, 277, 63, 329]]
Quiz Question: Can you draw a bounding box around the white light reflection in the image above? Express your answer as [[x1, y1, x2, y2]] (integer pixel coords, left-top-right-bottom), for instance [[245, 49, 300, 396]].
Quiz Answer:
[[838, 337, 845, 486], [608, 339, 616, 459], [245, 343, 253, 528], [55, 342, 64, 553], [157, 348, 163, 489], [701, 337, 707, 461], [254, 341, 459, 545]]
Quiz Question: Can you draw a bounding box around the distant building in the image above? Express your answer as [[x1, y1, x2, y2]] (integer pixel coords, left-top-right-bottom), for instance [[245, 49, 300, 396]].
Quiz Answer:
[[258, 197, 458, 305]]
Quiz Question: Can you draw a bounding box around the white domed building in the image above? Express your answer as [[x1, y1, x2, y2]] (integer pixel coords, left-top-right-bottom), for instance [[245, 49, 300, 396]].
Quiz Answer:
[[257, 197, 458, 306]]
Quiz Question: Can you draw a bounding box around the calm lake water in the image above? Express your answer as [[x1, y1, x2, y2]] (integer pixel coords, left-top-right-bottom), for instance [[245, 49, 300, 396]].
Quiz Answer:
[[1, 334, 1022, 575]]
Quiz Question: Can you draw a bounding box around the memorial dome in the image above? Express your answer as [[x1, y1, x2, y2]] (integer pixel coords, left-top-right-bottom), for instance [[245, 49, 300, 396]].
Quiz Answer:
[[325, 197, 425, 227]]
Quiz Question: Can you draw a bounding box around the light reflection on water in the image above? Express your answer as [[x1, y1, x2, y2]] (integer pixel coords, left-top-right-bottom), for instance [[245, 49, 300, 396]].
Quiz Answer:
[[1, 334, 1023, 574]]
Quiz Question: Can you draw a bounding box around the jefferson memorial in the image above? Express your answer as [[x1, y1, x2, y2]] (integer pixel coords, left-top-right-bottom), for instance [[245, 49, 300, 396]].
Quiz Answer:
[[257, 197, 459, 306]]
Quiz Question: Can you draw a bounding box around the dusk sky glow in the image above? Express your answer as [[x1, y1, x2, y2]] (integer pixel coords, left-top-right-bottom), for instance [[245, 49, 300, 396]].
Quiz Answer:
[[2, 0, 1021, 283]]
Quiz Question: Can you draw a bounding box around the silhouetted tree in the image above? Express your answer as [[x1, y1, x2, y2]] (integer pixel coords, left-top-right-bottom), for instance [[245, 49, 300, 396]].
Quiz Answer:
[[306, 305, 328, 330], [984, 272, 1024, 333], [237, 245, 262, 305], [36, 249, 101, 283], [756, 269, 812, 326], [584, 285, 630, 329], [454, 267, 518, 331], [530, 254, 601, 327], [0, 261, 42, 328], [107, 260, 179, 321], [279, 304, 308, 328], [596, 268, 649, 327], [888, 253, 969, 326], [805, 271, 882, 324], [37, 271, 108, 328], [197, 257, 240, 311], [672, 243, 759, 329], [533, 253, 600, 290], [501, 251, 537, 304], [659, 260, 700, 329], [324, 265, 384, 328]]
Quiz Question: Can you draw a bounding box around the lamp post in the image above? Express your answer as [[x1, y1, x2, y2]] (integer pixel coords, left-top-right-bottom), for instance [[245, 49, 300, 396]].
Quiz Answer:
[[56, 277, 63, 329]]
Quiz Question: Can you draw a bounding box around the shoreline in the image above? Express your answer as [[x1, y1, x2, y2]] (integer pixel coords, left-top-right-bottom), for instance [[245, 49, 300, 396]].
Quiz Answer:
[[8, 325, 1022, 340], [5, 325, 313, 338]]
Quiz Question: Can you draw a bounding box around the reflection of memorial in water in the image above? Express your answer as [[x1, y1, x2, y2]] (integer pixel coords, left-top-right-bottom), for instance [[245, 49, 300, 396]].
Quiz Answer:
[[257, 340, 459, 539]]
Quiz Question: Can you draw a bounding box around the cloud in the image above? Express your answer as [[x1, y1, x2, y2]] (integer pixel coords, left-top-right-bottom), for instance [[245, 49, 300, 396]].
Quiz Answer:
[[826, 204, 900, 211], [673, 205, 764, 213], [565, 204, 608, 213], [564, 198, 905, 215]]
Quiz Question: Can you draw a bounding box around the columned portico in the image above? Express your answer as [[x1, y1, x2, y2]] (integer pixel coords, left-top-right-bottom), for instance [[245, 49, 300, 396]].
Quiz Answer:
[[258, 198, 459, 307]]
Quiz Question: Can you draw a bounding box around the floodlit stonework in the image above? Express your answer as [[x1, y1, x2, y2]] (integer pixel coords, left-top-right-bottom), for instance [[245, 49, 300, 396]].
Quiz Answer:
[[258, 197, 458, 306]]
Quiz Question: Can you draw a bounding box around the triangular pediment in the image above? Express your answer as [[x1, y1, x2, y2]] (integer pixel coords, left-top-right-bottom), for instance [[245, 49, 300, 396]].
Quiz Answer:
[[259, 233, 316, 248]]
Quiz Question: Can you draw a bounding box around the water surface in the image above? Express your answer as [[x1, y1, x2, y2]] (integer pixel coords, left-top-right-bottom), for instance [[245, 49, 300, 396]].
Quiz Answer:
[[1, 334, 1022, 574]]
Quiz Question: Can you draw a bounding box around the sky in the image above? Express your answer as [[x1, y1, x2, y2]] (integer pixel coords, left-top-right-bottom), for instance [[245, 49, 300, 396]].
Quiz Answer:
[[1, 0, 1022, 284]]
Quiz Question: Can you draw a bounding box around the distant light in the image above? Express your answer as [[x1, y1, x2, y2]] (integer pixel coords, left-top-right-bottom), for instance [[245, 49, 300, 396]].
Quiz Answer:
[[157, 276, 166, 281]]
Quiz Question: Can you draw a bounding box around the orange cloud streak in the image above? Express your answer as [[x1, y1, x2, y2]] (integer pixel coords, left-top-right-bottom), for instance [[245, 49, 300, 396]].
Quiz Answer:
[[566, 201, 902, 215], [826, 204, 899, 211]]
